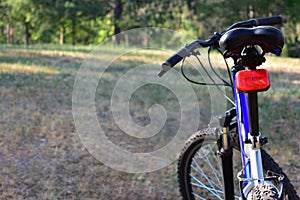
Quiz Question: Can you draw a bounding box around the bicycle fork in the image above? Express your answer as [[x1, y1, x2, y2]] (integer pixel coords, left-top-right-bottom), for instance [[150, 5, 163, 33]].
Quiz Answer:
[[218, 108, 236, 200]]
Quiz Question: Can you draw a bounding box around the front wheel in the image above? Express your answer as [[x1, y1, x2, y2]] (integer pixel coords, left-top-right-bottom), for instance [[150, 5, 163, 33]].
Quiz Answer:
[[177, 128, 299, 200]]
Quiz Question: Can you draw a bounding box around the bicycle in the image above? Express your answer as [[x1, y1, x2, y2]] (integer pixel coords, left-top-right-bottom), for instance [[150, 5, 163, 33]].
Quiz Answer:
[[158, 16, 299, 200]]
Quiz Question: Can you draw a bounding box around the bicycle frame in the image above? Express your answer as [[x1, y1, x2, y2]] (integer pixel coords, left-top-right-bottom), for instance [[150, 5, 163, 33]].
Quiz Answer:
[[161, 15, 291, 200], [233, 68, 252, 175], [221, 66, 271, 199]]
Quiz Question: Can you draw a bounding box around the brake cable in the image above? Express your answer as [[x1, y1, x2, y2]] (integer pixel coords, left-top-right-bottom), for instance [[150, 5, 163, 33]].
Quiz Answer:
[[180, 52, 236, 106]]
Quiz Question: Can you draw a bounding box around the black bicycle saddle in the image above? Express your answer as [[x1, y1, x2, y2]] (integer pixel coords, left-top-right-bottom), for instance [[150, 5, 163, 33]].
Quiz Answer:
[[219, 26, 284, 57]]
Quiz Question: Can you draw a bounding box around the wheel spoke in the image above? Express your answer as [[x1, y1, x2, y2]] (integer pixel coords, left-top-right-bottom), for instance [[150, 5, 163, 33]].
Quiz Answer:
[[190, 144, 240, 199], [190, 174, 223, 194], [191, 158, 223, 199], [190, 177, 223, 199], [192, 192, 211, 200], [191, 157, 220, 189], [198, 146, 222, 187], [193, 146, 222, 189], [178, 129, 246, 200], [208, 144, 222, 166]]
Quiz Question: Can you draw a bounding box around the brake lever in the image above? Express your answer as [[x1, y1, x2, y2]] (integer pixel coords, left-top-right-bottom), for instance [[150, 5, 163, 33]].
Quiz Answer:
[[191, 49, 200, 56]]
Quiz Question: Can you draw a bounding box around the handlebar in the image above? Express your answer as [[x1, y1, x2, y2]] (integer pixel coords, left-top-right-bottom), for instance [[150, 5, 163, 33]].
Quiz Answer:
[[158, 15, 283, 77], [158, 33, 220, 77]]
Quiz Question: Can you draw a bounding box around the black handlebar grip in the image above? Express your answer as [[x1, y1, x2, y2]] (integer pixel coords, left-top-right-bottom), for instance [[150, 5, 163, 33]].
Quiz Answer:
[[163, 54, 183, 68], [158, 47, 188, 77], [253, 15, 283, 26]]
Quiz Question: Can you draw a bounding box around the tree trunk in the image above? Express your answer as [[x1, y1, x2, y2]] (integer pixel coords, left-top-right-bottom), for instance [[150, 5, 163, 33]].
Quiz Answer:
[[60, 26, 65, 45], [72, 18, 76, 45], [142, 33, 148, 47], [25, 23, 30, 45], [124, 33, 129, 47], [113, 0, 123, 44], [7, 24, 14, 44], [1, 25, 4, 41], [7, 25, 10, 44]]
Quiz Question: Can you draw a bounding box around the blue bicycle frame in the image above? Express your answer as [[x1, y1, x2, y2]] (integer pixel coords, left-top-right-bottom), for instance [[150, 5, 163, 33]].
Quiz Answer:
[[232, 68, 269, 199], [232, 70, 251, 180]]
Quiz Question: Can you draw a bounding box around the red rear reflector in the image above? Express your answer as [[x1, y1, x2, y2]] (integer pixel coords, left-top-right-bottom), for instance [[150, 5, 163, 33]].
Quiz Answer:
[[236, 69, 270, 92]]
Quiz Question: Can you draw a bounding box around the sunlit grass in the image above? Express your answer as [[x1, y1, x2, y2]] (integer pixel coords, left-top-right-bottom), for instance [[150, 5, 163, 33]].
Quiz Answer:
[[118, 50, 169, 63], [0, 63, 60, 74], [263, 55, 300, 71]]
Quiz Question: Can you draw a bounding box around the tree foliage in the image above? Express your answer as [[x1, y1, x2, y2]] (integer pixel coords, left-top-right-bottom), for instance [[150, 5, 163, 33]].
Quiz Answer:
[[0, 0, 299, 56]]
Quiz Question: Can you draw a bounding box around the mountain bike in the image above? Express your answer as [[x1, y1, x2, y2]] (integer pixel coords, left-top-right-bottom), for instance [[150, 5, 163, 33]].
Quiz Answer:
[[158, 16, 299, 200]]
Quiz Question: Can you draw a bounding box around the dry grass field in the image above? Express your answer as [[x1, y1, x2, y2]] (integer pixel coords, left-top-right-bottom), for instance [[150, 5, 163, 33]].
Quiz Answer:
[[0, 45, 299, 199]]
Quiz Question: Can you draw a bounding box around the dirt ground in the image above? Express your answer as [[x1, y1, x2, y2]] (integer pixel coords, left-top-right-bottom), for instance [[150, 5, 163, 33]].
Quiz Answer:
[[0, 46, 299, 199]]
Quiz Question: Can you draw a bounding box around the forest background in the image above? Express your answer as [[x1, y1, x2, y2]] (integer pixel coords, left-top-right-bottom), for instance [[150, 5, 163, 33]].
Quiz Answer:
[[0, 0, 299, 57]]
